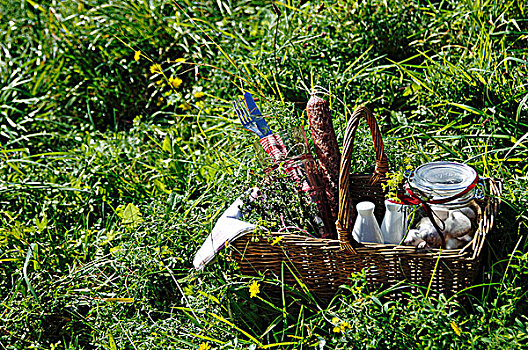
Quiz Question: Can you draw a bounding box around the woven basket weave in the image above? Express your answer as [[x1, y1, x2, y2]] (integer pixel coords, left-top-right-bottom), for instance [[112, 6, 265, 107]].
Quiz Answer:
[[231, 106, 502, 301]]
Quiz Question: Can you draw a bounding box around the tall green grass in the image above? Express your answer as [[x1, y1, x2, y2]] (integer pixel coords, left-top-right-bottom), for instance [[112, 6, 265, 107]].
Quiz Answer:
[[1, 0, 527, 349]]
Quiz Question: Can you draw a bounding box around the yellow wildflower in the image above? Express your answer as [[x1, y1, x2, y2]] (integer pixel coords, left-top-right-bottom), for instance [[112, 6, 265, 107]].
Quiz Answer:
[[331, 317, 350, 333], [198, 342, 211, 350], [179, 102, 192, 111], [150, 63, 162, 74], [134, 50, 141, 61], [169, 76, 182, 89], [176, 58, 186, 63], [196, 101, 205, 110], [194, 91, 205, 98], [271, 236, 283, 246], [156, 97, 164, 106], [249, 280, 260, 298]]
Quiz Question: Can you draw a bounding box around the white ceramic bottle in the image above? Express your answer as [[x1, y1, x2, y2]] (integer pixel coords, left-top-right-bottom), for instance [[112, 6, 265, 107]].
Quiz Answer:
[[381, 200, 408, 244], [352, 201, 383, 244]]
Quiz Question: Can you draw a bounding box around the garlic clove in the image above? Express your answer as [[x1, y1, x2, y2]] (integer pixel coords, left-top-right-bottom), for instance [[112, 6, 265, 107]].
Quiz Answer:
[[417, 241, 427, 249]]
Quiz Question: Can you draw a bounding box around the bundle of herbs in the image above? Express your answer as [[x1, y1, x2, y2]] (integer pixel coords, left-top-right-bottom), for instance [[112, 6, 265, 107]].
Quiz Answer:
[[241, 167, 322, 237]]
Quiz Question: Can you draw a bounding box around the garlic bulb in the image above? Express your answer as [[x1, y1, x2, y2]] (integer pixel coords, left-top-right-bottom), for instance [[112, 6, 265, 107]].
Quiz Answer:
[[444, 211, 472, 238], [414, 218, 443, 248], [403, 202, 479, 249]]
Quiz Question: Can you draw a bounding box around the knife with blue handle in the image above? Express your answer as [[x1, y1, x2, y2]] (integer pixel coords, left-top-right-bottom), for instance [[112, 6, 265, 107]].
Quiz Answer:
[[244, 92, 272, 137]]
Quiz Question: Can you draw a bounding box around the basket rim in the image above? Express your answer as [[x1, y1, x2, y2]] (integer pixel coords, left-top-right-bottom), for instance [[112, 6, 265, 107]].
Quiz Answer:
[[261, 231, 477, 260]]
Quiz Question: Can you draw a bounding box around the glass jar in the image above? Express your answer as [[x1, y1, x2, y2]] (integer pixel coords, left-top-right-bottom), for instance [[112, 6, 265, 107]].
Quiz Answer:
[[405, 161, 482, 249]]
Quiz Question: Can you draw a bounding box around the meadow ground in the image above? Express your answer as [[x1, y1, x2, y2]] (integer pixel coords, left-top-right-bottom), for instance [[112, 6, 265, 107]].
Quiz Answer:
[[0, 0, 527, 349]]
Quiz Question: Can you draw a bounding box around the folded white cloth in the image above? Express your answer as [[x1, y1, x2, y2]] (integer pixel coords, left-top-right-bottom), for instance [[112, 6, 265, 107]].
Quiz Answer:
[[193, 189, 265, 270]]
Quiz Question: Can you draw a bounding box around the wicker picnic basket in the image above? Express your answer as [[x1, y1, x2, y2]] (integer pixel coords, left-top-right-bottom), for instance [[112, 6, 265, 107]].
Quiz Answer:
[[231, 106, 502, 301]]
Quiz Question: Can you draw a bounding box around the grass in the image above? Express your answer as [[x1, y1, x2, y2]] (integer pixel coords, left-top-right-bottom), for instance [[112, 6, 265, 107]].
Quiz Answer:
[[0, 0, 527, 349]]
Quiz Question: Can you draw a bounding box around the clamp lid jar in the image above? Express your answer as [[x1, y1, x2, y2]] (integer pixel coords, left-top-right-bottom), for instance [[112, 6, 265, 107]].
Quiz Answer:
[[404, 161, 482, 249]]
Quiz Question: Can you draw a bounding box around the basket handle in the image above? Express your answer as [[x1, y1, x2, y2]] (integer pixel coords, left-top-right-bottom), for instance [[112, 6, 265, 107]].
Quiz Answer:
[[336, 106, 388, 253]]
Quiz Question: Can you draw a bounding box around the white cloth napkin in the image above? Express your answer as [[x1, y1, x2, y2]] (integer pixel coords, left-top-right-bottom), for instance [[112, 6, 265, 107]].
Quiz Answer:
[[193, 189, 264, 270]]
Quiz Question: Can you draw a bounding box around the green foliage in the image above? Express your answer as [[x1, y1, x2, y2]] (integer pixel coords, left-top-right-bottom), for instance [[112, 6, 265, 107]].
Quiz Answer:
[[0, 0, 527, 349]]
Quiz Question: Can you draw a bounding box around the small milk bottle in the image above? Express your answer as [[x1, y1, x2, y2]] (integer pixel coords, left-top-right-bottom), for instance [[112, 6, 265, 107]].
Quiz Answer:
[[380, 200, 408, 244], [352, 201, 383, 244]]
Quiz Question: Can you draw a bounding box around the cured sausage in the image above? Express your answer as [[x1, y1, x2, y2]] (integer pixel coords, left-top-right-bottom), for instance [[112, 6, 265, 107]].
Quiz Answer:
[[307, 95, 340, 237]]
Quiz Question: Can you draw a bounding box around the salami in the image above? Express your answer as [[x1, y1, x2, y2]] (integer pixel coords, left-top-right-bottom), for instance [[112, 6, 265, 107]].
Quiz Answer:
[[307, 95, 340, 237]]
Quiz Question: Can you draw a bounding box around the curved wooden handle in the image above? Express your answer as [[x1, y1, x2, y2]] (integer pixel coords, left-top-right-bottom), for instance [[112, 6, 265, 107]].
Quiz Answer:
[[336, 106, 388, 253]]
